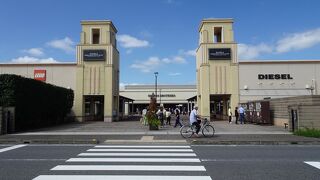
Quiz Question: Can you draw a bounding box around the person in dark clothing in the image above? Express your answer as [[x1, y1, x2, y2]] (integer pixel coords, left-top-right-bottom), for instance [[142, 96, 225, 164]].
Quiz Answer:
[[174, 109, 183, 128], [235, 107, 239, 124]]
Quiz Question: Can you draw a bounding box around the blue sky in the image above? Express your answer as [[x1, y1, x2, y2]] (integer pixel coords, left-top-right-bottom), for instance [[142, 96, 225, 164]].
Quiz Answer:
[[1, 0, 320, 87]]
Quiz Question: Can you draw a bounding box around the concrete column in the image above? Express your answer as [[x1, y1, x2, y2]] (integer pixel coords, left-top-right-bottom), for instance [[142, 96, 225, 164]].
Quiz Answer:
[[74, 66, 84, 122], [223, 97, 228, 120], [230, 65, 240, 115], [125, 102, 129, 115], [131, 101, 134, 114], [104, 66, 114, 122], [199, 64, 210, 119]]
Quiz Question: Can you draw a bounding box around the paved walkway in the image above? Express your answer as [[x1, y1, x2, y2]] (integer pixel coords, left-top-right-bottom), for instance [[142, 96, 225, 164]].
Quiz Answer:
[[12, 115, 289, 135], [2, 115, 318, 145]]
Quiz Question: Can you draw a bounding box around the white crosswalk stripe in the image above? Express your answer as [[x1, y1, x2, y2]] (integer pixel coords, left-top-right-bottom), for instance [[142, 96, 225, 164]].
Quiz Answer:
[[87, 148, 193, 152], [51, 165, 206, 171], [33, 145, 212, 180], [304, 161, 320, 170], [33, 175, 212, 180], [94, 145, 191, 148], [78, 152, 197, 156], [67, 157, 200, 162]]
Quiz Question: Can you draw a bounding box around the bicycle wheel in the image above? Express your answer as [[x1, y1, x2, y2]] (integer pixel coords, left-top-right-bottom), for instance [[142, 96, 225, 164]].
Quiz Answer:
[[180, 125, 194, 138], [202, 125, 215, 137]]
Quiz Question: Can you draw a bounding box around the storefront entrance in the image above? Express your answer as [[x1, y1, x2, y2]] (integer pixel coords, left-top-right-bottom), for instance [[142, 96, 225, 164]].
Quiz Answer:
[[84, 95, 104, 121], [210, 95, 231, 121]]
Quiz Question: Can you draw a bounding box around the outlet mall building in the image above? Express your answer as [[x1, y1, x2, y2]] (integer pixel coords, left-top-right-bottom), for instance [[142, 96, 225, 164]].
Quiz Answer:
[[1, 19, 320, 124]]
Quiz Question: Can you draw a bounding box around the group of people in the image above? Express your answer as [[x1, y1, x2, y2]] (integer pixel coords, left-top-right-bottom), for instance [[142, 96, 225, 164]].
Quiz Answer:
[[156, 106, 184, 128], [141, 106, 184, 128], [228, 106, 245, 124]]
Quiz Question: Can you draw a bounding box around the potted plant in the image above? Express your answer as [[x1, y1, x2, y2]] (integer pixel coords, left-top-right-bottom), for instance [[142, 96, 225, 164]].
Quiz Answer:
[[147, 113, 160, 130], [146, 94, 160, 130]]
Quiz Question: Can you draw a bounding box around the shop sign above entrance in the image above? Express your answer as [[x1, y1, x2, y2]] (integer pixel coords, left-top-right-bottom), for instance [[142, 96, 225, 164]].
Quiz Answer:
[[208, 48, 231, 60], [148, 94, 176, 98], [83, 50, 106, 61], [258, 74, 293, 80]]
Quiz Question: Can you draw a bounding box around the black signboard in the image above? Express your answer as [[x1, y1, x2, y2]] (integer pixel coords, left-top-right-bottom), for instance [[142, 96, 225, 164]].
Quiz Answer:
[[83, 50, 106, 61], [209, 48, 231, 60]]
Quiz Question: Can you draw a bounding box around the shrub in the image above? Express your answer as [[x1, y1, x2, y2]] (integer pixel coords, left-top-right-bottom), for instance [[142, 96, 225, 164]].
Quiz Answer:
[[294, 127, 320, 138], [0, 74, 74, 131], [146, 94, 160, 129]]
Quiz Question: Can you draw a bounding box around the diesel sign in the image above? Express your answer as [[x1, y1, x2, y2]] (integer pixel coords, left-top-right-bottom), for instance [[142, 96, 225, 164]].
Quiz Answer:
[[258, 74, 293, 80]]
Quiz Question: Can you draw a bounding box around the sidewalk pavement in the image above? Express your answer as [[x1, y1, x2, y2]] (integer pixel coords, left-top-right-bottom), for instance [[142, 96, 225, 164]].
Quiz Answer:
[[0, 117, 319, 145]]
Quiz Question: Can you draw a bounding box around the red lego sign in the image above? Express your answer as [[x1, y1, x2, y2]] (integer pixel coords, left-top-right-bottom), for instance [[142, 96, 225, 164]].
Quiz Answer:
[[34, 70, 46, 81]]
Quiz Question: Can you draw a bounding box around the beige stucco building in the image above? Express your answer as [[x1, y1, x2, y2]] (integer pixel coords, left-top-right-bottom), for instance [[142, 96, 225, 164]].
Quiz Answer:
[[119, 85, 197, 115], [1, 18, 320, 126], [196, 19, 239, 120], [74, 20, 119, 122]]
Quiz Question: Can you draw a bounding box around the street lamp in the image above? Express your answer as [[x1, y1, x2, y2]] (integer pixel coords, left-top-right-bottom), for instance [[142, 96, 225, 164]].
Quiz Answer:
[[154, 72, 158, 103]]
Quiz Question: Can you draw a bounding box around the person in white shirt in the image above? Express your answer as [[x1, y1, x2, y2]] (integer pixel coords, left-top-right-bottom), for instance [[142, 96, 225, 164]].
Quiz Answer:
[[156, 106, 165, 127], [189, 105, 200, 136], [142, 108, 148, 126], [165, 109, 172, 125], [228, 107, 232, 124]]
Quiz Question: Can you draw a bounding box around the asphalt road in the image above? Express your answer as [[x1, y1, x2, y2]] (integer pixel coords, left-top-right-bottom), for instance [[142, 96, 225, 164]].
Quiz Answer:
[[0, 144, 319, 180]]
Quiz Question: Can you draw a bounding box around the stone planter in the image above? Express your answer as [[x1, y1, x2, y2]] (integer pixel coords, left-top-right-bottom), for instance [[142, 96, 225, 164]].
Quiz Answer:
[[149, 125, 159, 130]]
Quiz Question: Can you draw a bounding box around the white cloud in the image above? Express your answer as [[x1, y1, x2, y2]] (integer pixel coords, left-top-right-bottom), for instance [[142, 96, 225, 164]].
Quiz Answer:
[[130, 56, 186, 73], [179, 49, 197, 57], [169, 72, 181, 76], [164, 0, 179, 4], [276, 28, 320, 53], [140, 30, 153, 38], [126, 49, 133, 54], [22, 48, 44, 57], [238, 43, 273, 60], [47, 37, 75, 53], [11, 56, 59, 63], [238, 28, 320, 59], [117, 34, 150, 48], [131, 57, 161, 73], [172, 56, 187, 63]]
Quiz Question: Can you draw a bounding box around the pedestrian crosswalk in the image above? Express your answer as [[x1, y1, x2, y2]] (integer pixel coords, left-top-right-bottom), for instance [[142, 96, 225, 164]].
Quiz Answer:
[[33, 144, 212, 180], [305, 161, 320, 170]]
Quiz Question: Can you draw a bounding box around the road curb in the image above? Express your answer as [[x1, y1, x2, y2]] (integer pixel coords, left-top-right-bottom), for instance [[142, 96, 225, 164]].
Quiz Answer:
[[190, 140, 320, 145], [0, 139, 100, 144], [1, 138, 320, 145]]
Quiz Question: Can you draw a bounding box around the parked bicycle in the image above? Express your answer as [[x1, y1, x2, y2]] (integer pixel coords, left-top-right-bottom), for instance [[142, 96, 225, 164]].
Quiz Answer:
[[180, 118, 215, 138]]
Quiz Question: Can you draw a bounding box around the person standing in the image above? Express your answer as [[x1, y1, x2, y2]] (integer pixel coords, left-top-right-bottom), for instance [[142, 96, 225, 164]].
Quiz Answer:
[[142, 107, 148, 126], [165, 109, 171, 125], [238, 106, 245, 124], [228, 106, 232, 124], [174, 108, 183, 128], [189, 105, 200, 137], [157, 106, 165, 127], [235, 107, 239, 124]]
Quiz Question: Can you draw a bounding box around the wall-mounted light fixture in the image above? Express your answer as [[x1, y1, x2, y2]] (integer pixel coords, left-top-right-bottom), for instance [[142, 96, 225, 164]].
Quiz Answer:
[[305, 84, 314, 95]]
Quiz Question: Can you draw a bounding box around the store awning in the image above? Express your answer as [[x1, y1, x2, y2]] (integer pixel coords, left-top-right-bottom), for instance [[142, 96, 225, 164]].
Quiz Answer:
[[187, 95, 197, 102]]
